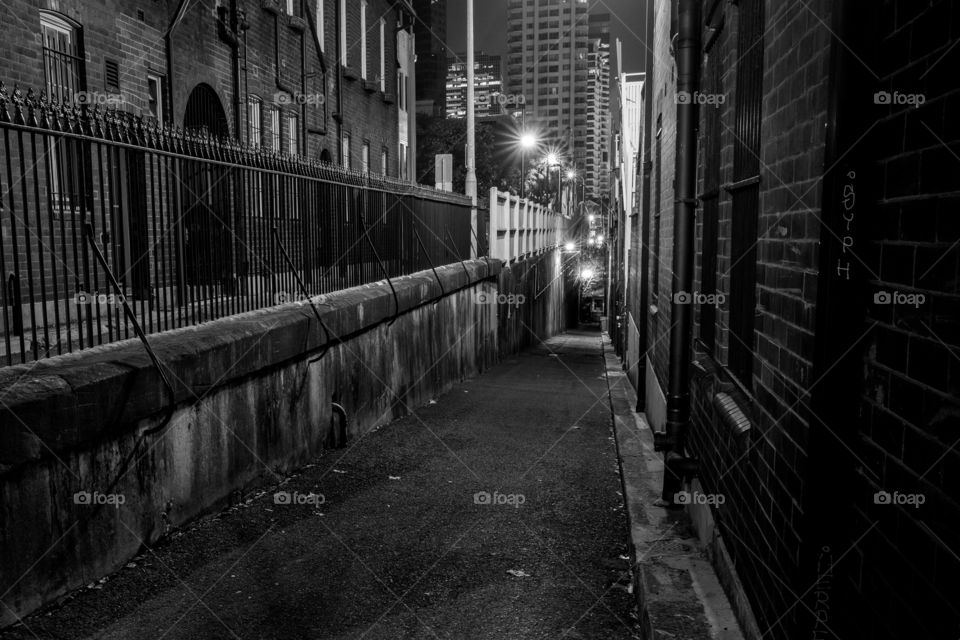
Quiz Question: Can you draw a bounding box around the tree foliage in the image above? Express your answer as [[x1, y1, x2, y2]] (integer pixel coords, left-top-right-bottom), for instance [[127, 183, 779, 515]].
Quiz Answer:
[[415, 114, 520, 196]]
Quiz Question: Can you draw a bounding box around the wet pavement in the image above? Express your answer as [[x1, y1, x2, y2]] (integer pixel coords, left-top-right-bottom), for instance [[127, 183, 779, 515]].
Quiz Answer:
[[2, 329, 640, 640]]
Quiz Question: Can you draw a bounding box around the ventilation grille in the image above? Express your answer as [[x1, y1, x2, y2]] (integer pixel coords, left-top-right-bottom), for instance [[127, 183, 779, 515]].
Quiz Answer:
[[105, 59, 120, 92]]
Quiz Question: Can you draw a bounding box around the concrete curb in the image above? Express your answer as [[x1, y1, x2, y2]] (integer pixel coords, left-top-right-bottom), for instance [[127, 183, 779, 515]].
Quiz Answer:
[[603, 336, 745, 640]]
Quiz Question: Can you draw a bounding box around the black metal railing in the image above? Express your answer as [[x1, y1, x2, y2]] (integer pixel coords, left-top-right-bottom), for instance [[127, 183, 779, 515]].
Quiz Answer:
[[0, 82, 474, 367]]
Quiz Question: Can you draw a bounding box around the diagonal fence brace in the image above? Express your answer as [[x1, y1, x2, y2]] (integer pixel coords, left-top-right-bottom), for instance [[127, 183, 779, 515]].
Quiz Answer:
[[272, 226, 335, 361]]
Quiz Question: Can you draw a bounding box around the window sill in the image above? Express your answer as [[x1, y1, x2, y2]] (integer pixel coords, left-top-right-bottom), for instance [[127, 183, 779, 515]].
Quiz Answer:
[[342, 66, 359, 81], [287, 15, 307, 33]]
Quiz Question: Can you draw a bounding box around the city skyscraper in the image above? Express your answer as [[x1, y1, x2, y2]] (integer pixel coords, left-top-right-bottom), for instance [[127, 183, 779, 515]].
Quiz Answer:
[[446, 53, 505, 119], [506, 0, 589, 172], [506, 0, 610, 200], [585, 13, 612, 200], [413, 0, 448, 116]]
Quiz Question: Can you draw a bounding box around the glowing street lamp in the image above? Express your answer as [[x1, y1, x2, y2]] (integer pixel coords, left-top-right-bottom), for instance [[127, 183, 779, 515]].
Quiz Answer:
[[564, 241, 577, 252], [581, 268, 595, 280]]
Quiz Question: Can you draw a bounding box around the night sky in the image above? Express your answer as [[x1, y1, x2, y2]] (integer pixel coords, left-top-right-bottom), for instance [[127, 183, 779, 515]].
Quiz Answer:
[[445, 0, 648, 74]]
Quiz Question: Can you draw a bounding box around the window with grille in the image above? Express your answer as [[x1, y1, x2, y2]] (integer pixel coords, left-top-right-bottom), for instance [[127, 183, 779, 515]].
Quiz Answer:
[[41, 12, 85, 208], [379, 18, 386, 91], [728, 0, 765, 385], [270, 108, 281, 152], [147, 75, 164, 122], [698, 41, 723, 351], [316, 0, 324, 50], [287, 113, 299, 156], [339, 0, 348, 66], [342, 132, 351, 169], [360, 1, 368, 79], [248, 98, 262, 147]]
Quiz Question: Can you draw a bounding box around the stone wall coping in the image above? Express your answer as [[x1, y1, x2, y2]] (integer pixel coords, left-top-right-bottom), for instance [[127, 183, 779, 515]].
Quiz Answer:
[[0, 260, 501, 468]]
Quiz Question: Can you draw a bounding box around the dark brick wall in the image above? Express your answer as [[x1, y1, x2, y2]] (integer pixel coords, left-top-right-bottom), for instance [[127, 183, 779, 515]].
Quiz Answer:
[[685, 2, 833, 637], [847, 0, 960, 637], [641, 0, 960, 637], [645, 0, 676, 395]]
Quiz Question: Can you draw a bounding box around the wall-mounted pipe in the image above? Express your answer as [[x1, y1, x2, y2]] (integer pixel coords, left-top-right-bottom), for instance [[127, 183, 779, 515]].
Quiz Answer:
[[659, 0, 701, 505], [331, 402, 347, 447]]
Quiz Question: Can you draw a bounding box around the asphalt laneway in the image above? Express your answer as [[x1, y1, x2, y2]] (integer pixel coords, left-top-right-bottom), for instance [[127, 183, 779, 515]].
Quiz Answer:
[[4, 329, 639, 640]]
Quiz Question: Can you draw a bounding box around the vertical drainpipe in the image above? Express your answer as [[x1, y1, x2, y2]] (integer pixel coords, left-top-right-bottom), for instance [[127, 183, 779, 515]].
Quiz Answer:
[[659, 0, 701, 504], [636, 0, 655, 412]]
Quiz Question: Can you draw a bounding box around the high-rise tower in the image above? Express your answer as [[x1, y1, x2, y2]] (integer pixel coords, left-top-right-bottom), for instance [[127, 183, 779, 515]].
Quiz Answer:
[[506, 0, 591, 175]]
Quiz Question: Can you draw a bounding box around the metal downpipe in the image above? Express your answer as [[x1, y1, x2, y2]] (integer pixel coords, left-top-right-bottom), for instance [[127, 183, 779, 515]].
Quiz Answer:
[[661, 0, 701, 504]]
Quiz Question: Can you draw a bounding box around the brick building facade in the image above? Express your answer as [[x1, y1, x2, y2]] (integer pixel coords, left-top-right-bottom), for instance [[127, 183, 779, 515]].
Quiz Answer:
[[619, 0, 960, 638], [0, 0, 416, 176]]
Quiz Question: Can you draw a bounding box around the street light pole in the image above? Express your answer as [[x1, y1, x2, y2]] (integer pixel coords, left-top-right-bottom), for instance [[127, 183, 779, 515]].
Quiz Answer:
[[465, 0, 477, 207], [521, 146, 526, 199], [556, 167, 562, 212]]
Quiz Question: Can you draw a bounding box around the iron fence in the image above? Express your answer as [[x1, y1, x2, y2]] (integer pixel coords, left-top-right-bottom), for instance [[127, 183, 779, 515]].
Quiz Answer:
[[0, 83, 475, 367]]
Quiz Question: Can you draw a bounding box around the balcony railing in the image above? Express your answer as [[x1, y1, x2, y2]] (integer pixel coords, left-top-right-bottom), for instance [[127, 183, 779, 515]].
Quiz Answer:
[[0, 83, 474, 367], [487, 188, 564, 264]]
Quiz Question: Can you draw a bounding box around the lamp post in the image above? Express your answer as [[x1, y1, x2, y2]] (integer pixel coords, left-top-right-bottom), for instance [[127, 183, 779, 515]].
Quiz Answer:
[[545, 152, 560, 211], [519, 133, 536, 199], [465, 0, 477, 206]]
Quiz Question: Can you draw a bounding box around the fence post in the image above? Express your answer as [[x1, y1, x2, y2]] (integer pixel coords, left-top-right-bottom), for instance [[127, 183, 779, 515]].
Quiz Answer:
[[509, 196, 520, 262], [489, 187, 499, 261]]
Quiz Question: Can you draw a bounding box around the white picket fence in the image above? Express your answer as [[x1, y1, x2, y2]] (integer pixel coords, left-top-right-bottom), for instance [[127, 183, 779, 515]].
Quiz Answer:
[[486, 188, 566, 263]]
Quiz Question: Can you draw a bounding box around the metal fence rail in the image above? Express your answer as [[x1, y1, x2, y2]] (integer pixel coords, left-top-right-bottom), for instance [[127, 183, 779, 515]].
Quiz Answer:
[[0, 83, 474, 367]]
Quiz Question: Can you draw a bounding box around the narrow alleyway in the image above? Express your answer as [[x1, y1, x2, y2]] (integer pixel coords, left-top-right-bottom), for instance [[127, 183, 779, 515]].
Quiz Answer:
[[3, 331, 640, 640]]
